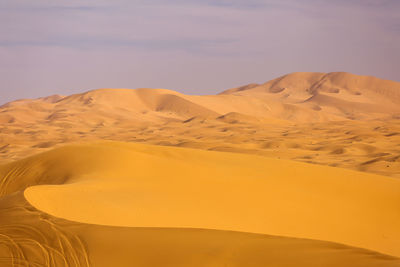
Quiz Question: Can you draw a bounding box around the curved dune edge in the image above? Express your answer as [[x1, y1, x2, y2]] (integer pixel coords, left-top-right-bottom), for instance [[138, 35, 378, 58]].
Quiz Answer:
[[0, 192, 399, 267], [1, 141, 399, 257]]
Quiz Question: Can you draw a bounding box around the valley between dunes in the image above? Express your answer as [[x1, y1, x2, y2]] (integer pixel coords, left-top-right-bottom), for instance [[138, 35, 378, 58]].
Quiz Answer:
[[1, 72, 400, 266]]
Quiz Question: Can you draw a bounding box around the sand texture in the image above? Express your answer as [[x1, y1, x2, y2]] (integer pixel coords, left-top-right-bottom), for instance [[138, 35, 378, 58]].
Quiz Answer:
[[0, 72, 400, 266], [0, 72, 399, 177]]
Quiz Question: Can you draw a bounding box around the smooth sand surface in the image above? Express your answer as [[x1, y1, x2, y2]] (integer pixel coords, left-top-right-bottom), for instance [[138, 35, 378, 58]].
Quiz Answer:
[[0, 142, 399, 257], [2, 193, 399, 267], [0, 72, 400, 266]]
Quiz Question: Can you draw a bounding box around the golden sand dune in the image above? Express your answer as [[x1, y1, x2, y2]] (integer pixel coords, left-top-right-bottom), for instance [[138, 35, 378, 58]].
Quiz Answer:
[[1, 72, 400, 266], [0, 72, 399, 177], [2, 193, 400, 267], [0, 142, 400, 266], [222, 72, 400, 105], [1, 72, 399, 127]]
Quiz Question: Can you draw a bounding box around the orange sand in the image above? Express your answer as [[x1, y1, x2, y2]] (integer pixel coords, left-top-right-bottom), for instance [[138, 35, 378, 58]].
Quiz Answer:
[[0, 72, 400, 266]]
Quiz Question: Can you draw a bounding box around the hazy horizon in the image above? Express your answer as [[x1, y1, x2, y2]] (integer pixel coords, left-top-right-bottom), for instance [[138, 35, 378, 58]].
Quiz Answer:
[[1, 0, 399, 104]]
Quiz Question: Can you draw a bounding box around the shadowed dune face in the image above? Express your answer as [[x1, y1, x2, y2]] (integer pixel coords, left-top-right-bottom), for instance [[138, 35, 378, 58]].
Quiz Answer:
[[0, 193, 90, 267], [2, 193, 400, 267], [0, 142, 400, 266]]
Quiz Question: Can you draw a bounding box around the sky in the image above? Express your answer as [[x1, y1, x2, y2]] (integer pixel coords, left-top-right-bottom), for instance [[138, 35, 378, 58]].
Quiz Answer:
[[0, 0, 399, 103]]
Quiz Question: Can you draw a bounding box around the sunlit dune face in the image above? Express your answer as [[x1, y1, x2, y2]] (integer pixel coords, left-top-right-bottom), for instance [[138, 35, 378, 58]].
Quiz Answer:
[[0, 141, 399, 261]]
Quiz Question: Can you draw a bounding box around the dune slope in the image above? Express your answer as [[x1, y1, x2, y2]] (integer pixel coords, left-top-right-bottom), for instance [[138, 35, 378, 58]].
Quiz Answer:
[[2, 192, 400, 267], [1, 142, 400, 259]]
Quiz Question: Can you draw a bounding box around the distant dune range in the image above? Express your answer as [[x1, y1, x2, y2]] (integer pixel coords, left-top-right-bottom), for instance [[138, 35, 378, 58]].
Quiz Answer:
[[0, 72, 399, 177], [1, 72, 400, 266]]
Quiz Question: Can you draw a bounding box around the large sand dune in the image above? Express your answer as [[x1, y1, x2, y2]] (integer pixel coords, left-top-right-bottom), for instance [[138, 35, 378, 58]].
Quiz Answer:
[[1, 142, 400, 266], [0, 72, 400, 266], [2, 193, 400, 267]]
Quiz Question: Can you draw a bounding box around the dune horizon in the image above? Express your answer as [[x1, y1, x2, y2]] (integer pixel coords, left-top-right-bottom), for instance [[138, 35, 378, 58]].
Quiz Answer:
[[0, 71, 399, 175], [0, 71, 400, 266]]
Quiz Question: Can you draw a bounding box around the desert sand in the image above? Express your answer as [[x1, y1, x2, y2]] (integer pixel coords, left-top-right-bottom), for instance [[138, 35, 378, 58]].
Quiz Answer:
[[0, 72, 399, 177], [0, 72, 400, 266]]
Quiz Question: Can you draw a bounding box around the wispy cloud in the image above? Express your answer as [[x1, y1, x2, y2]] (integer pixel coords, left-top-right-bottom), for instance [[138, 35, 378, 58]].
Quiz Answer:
[[0, 37, 238, 56]]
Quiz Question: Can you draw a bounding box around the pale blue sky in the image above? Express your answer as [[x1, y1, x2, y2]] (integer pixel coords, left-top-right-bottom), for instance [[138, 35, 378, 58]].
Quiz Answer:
[[0, 0, 399, 103]]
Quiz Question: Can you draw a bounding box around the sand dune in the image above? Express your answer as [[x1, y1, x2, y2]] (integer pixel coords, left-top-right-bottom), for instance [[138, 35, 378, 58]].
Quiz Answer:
[[0, 72, 399, 128], [1, 72, 399, 128], [222, 72, 400, 105], [2, 193, 399, 267], [1, 72, 400, 266], [1, 142, 400, 266], [1, 142, 400, 255], [0, 75, 399, 177], [222, 72, 400, 120]]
